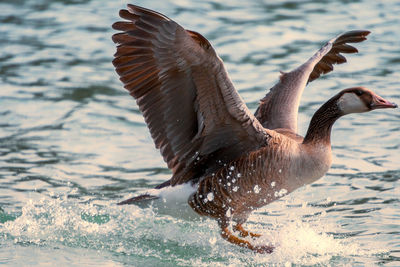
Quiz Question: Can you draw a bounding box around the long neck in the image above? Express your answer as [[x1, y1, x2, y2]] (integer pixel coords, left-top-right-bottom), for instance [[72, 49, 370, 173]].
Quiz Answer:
[[303, 96, 342, 145]]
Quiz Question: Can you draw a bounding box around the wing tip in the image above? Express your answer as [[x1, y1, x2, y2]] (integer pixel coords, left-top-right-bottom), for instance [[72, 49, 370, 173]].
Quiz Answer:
[[126, 4, 170, 21], [117, 193, 159, 205], [116, 4, 170, 25], [339, 29, 371, 38], [112, 21, 129, 31], [334, 29, 371, 46]]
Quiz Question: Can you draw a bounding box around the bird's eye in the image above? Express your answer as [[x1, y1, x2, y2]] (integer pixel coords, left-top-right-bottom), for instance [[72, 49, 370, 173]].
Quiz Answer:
[[355, 90, 363, 96]]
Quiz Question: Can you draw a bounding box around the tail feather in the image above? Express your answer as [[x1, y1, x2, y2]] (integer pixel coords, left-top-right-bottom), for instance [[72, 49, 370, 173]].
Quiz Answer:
[[117, 193, 159, 205]]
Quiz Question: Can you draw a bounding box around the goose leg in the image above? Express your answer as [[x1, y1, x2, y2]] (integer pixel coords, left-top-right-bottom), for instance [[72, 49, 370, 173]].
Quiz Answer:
[[220, 226, 274, 254], [233, 223, 262, 238]]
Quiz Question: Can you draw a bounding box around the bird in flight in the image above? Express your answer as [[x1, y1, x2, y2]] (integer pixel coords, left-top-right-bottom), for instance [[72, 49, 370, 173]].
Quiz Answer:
[[111, 4, 397, 253]]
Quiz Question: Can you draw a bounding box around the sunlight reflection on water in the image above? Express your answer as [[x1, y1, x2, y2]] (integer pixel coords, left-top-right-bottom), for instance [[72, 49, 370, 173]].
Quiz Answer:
[[0, 0, 399, 265]]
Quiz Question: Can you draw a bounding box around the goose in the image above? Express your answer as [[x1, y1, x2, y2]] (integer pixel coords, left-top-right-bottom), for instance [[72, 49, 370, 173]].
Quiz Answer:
[[112, 4, 397, 253]]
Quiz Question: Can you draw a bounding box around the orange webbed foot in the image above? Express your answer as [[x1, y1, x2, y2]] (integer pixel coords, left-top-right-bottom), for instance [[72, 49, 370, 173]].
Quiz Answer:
[[233, 223, 262, 238], [220, 225, 274, 254]]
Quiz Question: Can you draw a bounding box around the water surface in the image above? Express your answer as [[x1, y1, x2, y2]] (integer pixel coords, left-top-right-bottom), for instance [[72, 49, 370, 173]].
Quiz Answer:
[[0, 0, 399, 266]]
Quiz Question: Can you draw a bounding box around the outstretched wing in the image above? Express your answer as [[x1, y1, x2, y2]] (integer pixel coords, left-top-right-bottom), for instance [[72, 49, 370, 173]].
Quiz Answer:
[[112, 5, 270, 187], [255, 30, 370, 133]]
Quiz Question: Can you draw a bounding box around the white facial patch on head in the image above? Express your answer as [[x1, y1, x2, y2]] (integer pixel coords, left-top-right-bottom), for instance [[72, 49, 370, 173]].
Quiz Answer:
[[337, 92, 369, 114]]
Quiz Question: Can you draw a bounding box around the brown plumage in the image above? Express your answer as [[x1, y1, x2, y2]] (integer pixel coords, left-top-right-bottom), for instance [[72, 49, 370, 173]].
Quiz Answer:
[[112, 5, 269, 189], [112, 5, 397, 253]]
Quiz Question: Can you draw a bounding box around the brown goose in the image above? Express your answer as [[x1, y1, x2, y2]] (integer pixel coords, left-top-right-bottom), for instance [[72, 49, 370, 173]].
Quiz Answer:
[[112, 4, 397, 253]]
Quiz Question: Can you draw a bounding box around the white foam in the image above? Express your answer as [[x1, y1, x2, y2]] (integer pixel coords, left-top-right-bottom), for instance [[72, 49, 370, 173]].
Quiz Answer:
[[141, 183, 200, 220], [0, 192, 387, 266]]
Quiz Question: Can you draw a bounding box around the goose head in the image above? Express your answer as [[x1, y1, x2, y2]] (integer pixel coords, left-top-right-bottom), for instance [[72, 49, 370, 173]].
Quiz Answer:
[[304, 86, 397, 145], [337, 86, 397, 115]]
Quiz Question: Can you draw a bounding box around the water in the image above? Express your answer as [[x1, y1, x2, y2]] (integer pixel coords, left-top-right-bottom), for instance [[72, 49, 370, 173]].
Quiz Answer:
[[1, 0, 399, 265]]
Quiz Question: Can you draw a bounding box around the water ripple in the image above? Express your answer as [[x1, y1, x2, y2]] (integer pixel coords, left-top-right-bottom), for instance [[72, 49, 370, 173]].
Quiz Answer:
[[0, 0, 399, 265]]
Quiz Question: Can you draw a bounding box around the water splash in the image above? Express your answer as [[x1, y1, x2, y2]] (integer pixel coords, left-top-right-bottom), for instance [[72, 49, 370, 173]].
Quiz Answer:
[[0, 193, 387, 266]]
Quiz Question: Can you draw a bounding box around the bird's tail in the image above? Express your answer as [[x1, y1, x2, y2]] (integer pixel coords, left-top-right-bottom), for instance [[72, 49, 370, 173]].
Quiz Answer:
[[117, 193, 159, 205]]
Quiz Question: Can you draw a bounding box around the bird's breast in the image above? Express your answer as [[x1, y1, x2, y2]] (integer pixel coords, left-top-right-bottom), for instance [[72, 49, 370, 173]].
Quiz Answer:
[[187, 140, 333, 222]]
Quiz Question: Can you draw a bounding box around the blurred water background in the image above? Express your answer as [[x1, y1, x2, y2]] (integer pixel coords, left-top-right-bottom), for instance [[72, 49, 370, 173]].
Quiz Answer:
[[0, 0, 399, 266]]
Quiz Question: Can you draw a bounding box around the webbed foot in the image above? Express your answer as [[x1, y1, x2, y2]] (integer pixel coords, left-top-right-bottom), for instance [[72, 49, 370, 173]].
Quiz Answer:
[[233, 223, 262, 238], [220, 226, 274, 254]]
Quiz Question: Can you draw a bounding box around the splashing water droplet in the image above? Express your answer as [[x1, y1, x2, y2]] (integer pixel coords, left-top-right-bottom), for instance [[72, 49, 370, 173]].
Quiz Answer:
[[274, 188, 288, 198], [253, 185, 261, 194], [207, 192, 214, 202], [226, 208, 231, 218], [209, 236, 217, 245], [232, 186, 239, 192]]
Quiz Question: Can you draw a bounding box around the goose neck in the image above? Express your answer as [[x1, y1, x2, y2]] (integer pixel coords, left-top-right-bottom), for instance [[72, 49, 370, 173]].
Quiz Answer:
[[303, 97, 342, 145]]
